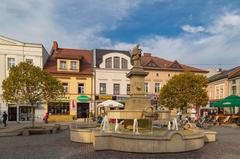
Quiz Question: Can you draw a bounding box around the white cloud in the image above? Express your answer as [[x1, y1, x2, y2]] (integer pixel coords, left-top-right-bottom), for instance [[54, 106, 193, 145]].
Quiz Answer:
[[113, 12, 240, 69], [181, 25, 206, 33], [0, 0, 141, 50]]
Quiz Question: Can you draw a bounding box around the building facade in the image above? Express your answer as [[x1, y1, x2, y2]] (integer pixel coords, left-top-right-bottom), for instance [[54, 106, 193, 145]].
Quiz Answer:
[[207, 66, 240, 113], [0, 35, 49, 121], [141, 53, 208, 108], [94, 49, 132, 113], [44, 42, 94, 121]]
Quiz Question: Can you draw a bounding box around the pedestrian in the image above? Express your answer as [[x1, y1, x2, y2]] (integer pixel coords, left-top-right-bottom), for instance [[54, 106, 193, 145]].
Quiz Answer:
[[2, 111, 8, 127], [43, 112, 49, 124]]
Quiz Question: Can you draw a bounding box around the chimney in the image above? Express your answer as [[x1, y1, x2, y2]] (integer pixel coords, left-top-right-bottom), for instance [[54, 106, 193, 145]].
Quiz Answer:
[[52, 41, 58, 51], [143, 52, 151, 57]]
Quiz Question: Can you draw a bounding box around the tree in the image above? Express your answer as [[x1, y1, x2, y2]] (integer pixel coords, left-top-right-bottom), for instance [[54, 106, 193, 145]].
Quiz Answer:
[[159, 72, 208, 112], [2, 61, 63, 127]]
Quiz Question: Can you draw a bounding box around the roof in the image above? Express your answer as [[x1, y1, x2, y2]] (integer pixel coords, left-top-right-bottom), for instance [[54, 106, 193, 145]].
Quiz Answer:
[[141, 54, 208, 73], [208, 66, 240, 83], [44, 42, 93, 76], [95, 49, 130, 67]]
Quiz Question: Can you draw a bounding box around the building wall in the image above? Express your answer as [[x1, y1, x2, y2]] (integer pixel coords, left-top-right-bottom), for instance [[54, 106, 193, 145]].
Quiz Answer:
[[207, 78, 229, 100], [144, 70, 182, 95], [44, 75, 94, 121], [95, 52, 132, 96], [0, 37, 48, 120]]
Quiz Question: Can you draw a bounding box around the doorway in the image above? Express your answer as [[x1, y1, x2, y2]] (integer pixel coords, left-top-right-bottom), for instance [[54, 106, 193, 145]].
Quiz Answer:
[[77, 103, 89, 118], [8, 107, 17, 121]]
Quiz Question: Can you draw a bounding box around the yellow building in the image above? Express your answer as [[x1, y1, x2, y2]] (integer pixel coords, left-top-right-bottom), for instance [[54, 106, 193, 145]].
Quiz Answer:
[[141, 53, 208, 108], [207, 67, 240, 114], [43, 42, 94, 121]]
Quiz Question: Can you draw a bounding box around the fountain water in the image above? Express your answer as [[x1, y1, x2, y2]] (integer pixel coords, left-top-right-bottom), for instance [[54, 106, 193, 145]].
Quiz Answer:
[[115, 118, 120, 133], [133, 118, 139, 134], [101, 115, 110, 132]]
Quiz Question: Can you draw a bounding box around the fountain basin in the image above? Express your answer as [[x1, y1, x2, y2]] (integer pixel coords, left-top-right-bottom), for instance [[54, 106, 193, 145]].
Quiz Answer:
[[93, 131, 205, 153], [70, 126, 208, 153]]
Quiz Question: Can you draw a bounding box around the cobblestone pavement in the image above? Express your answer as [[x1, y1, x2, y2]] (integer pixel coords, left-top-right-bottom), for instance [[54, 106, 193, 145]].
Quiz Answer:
[[0, 126, 239, 159]]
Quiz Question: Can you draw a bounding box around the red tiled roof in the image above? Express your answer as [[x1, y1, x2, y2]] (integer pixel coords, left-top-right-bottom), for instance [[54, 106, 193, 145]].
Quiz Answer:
[[141, 54, 208, 73], [44, 42, 93, 76]]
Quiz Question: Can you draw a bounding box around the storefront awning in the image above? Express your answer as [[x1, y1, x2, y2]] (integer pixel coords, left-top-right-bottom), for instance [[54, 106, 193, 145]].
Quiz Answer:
[[97, 100, 124, 108]]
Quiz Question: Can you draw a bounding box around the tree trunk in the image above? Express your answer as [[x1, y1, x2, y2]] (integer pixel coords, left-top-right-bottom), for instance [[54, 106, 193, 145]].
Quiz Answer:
[[32, 106, 35, 128]]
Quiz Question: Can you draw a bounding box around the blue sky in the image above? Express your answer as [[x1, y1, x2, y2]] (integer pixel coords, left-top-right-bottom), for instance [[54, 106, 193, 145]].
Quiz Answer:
[[1, 0, 240, 68]]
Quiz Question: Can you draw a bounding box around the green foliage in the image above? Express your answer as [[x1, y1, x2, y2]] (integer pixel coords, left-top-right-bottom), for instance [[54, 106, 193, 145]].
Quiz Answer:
[[2, 61, 63, 126], [2, 61, 63, 105], [159, 72, 208, 110]]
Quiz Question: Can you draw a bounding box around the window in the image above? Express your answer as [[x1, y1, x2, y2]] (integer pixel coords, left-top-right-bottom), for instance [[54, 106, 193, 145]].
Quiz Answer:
[[113, 84, 120, 95], [144, 83, 149, 93], [114, 57, 120, 68], [220, 87, 224, 98], [215, 85, 224, 99], [48, 102, 70, 115], [100, 83, 106, 95], [155, 83, 160, 93], [60, 61, 67, 69], [156, 73, 159, 77], [121, 58, 128, 69], [232, 80, 236, 84], [168, 74, 171, 77], [62, 83, 68, 93], [78, 83, 85, 94], [26, 59, 33, 63], [127, 84, 130, 95], [71, 61, 77, 70], [232, 86, 237, 95], [7, 58, 15, 70], [105, 57, 112, 68]]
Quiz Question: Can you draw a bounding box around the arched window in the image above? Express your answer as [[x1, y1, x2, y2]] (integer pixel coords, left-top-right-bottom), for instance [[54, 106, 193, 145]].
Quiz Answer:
[[121, 58, 128, 69], [105, 57, 112, 68], [113, 57, 120, 68]]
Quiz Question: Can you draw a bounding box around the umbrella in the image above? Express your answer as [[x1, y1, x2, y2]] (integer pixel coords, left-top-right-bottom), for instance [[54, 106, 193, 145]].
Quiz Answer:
[[211, 95, 240, 107], [98, 100, 124, 108]]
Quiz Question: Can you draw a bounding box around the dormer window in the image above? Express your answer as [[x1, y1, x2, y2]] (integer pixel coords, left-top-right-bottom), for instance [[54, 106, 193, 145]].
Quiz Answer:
[[71, 61, 77, 70], [147, 62, 157, 67], [114, 57, 120, 68], [60, 60, 67, 70], [105, 57, 112, 68], [122, 58, 128, 69]]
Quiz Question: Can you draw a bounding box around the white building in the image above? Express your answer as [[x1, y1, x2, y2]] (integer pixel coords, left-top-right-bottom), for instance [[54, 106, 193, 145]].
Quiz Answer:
[[0, 35, 48, 122], [94, 49, 132, 108]]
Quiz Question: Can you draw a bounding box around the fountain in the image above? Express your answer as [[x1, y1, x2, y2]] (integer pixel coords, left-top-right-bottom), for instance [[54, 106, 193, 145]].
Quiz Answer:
[[101, 115, 110, 132], [133, 118, 139, 135], [114, 118, 120, 133], [70, 45, 217, 153]]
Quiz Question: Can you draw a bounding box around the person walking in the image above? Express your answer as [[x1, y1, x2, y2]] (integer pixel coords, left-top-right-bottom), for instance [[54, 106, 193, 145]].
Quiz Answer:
[[43, 112, 49, 124], [2, 111, 8, 127]]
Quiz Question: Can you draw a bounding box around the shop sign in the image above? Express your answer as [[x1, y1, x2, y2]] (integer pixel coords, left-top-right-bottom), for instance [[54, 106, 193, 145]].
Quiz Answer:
[[56, 96, 70, 101], [96, 95, 113, 100], [77, 95, 90, 102]]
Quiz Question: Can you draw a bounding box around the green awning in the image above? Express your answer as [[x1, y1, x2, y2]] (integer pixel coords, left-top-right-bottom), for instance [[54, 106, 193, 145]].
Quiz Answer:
[[212, 95, 240, 107]]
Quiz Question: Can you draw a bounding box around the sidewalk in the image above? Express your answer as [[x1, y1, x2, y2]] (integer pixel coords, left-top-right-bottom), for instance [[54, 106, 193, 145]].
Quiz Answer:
[[0, 121, 72, 137]]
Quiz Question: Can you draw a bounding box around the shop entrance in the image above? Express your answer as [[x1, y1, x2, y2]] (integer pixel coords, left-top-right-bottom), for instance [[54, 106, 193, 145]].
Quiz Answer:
[[8, 107, 17, 121], [19, 106, 32, 121], [77, 103, 89, 118]]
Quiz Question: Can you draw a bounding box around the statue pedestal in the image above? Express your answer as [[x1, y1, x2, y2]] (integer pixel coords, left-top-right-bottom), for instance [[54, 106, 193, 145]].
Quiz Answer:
[[109, 66, 152, 122]]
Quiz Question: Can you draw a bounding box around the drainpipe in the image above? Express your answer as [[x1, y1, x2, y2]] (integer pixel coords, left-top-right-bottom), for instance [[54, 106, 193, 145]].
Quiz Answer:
[[93, 49, 97, 120]]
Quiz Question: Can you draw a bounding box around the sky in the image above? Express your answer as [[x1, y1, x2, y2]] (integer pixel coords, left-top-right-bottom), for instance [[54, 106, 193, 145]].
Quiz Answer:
[[1, 0, 240, 69]]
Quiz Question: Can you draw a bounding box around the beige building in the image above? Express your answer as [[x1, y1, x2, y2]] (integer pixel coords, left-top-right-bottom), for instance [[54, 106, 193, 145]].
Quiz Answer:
[[141, 53, 208, 108], [207, 66, 240, 113], [0, 35, 48, 121]]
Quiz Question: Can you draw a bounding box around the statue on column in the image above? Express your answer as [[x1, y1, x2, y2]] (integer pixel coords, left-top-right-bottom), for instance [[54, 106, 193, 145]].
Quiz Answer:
[[131, 44, 142, 67]]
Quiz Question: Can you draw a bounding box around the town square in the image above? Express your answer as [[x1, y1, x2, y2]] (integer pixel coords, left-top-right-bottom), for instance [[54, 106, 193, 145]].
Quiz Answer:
[[0, 1, 240, 159]]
